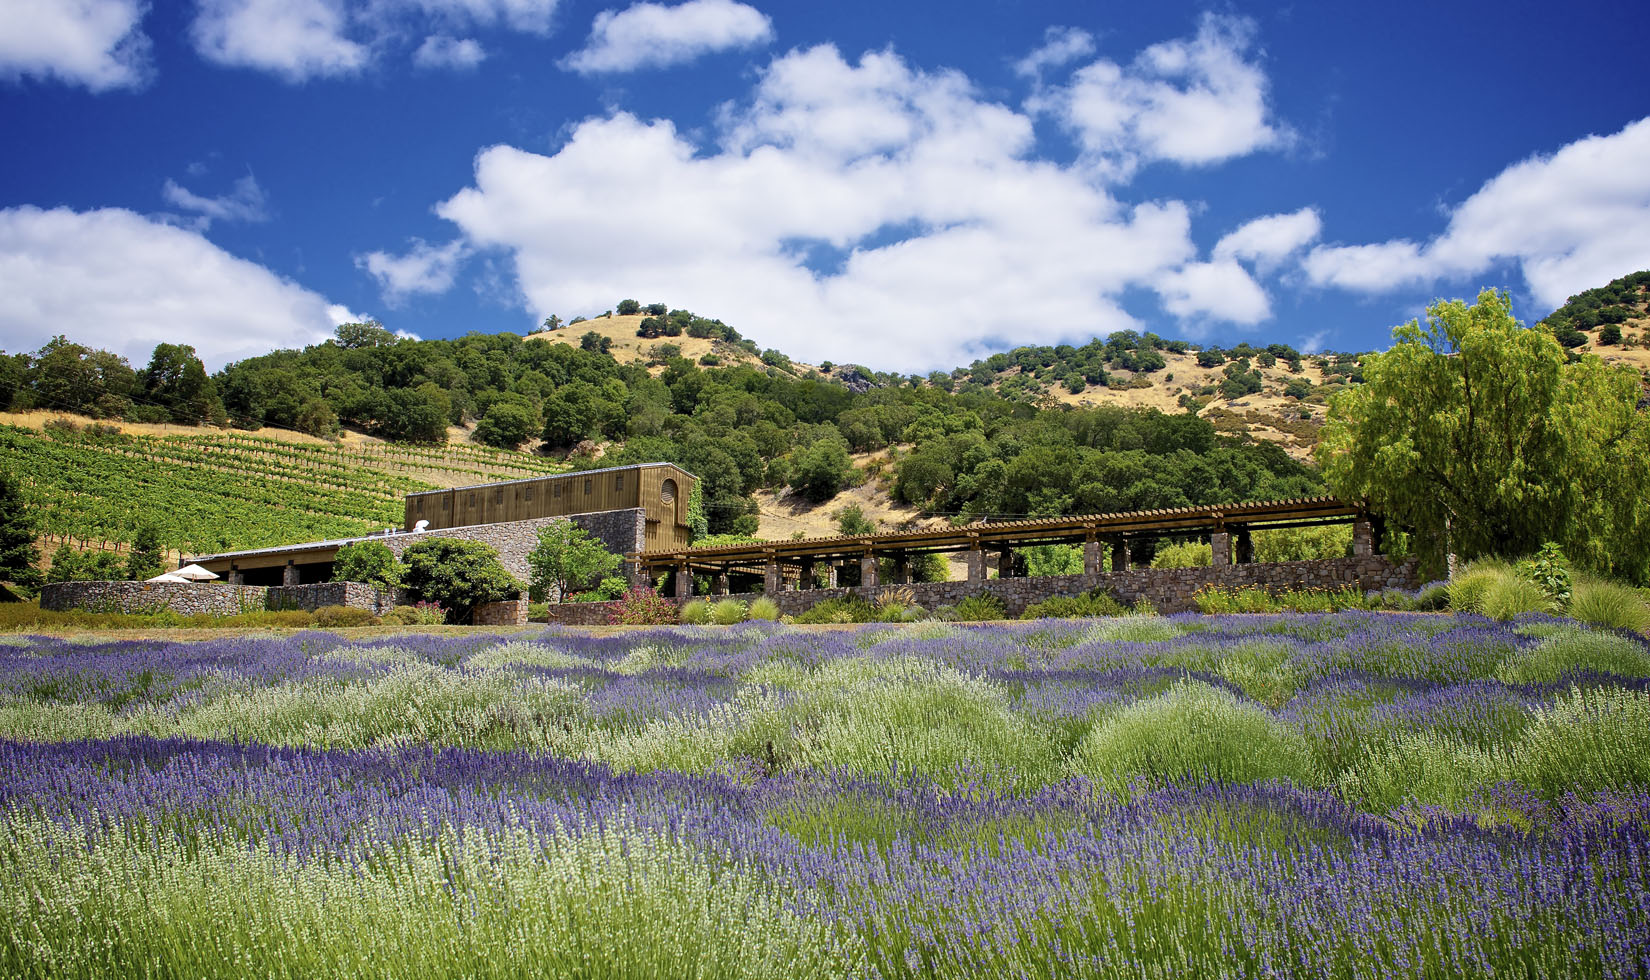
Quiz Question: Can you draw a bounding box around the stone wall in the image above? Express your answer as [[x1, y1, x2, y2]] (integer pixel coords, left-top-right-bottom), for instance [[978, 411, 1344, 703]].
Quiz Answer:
[[689, 556, 1421, 618], [40, 581, 269, 616], [544, 601, 624, 626], [267, 582, 396, 615], [381, 509, 646, 590], [473, 599, 530, 626]]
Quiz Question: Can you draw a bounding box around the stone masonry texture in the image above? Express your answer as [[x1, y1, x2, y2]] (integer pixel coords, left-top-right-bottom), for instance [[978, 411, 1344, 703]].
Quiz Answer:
[[547, 556, 1421, 623], [380, 509, 646, 590]]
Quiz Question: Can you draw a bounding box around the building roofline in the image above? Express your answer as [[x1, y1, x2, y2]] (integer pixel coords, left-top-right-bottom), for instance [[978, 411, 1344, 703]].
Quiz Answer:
[[403, 461, 696, 497]]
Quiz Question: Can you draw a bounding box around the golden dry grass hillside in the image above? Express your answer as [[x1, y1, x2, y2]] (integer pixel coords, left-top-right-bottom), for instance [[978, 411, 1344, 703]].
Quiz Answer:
[[524, 313, 768, 374]]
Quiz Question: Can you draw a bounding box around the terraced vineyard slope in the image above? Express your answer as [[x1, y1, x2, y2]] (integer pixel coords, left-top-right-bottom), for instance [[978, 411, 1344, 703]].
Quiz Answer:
[[2, 423, 567, 555]]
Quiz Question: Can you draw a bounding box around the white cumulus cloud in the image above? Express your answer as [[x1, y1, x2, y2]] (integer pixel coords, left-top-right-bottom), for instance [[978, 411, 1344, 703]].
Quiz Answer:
[[189, 0, 557, 80], [426, 40, 1293, 372], [1155, 260, 1272, 325], [191, 0, 368, 80], [0, 0, 151, 91], [161, 174, 270, 228], [1037, 13, 1290, 181], [1214, 207, 1321, 268], [357, 238, 470, 304], [1304, 116, 1650, 310], [561, 0, 772, 74], [0, 206, 345, 370], [1013, 25, 1094, 79], [413, 33, 485, 69]]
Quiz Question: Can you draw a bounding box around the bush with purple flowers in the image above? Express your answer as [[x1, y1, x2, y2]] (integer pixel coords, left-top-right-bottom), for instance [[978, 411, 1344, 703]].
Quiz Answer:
[[0, 613, 1646, 977]]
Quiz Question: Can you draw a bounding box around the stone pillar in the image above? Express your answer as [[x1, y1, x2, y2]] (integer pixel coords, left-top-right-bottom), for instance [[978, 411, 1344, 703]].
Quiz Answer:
[[1353, 521, 1374, 558], [860, 553, 878, 588], [712, 569, 729, 595], [799, 559, 815, 590], [1235, 529, 1253, 565], [1210, 532, 1231, 567], [674, 563, 692, 599], [229, 566, 243, 586], [889, 553, 909, 585], [1111, 539, 1129, 574], [997, 545, 1014, 579], [825, 563, 839, 588], [965, 548, 985, 585], [283, 561, 299, 586], [1084, 538, 1103, 577], [764, 559, 782, 595]]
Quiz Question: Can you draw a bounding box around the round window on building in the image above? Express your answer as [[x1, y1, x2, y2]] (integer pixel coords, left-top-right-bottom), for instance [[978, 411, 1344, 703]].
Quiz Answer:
[[661, 479, 677, 503]]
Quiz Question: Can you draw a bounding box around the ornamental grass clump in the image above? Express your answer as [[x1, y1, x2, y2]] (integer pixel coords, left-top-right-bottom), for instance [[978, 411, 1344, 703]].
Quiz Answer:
[[1567, 579, 1650, 633], [711, 599, 749, 625], [1447, 560, 1516, 614], [1069, 679, 1315, 797], [679, 599, 710, 624], [1479, 574, 1555, 620], [748, 597, 782, 622]]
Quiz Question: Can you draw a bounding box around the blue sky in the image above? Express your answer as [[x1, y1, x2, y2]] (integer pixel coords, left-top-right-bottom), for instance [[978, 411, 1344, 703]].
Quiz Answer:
[[2, 0, 1648, 374]]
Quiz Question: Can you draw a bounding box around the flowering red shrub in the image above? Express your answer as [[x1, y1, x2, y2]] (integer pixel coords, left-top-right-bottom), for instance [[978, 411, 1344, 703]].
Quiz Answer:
[[608, 587, 679, 625]]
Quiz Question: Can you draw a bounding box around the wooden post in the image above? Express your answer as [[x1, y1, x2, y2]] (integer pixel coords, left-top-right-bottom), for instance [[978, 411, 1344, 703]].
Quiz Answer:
[[890, 553, 909, 585], [1111, 538, 1129, 573], [1235, 528, 1253, 565], [712, 569, 729, 595]]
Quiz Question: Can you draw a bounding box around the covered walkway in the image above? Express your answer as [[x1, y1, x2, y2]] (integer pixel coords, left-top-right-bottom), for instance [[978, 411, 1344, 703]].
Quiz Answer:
[[632, 496, 1380, 597]]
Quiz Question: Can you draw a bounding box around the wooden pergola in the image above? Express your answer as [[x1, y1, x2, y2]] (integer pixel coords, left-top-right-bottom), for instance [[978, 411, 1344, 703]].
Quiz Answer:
[[630, 496, 1378, 597]]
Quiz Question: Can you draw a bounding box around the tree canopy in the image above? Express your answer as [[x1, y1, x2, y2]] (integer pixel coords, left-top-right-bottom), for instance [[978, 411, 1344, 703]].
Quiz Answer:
[[400, 538, 522, 623], [1318, 288, 1650, 582], [332, 540, 404, 591], [526, 522, 621, 602]]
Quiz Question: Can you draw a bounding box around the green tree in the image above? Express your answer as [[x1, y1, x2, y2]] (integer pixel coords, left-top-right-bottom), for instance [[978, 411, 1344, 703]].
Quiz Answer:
[[0, 468, 41, 595], [579, 331, 611, 354], [335, 321, 398, 349], [527, 521, 621, 602], [46, 543, 83, 584], [401, 538, 522, 623], [541, 314, 562, 331], [616, 299, 641, 315], [834, 502, 876, 536], [124, 524, 164, 581], [332, 540, 404, 591], [473, 401, 538, 449], [789, 438, 854, 503], [1318, 288, 1650, 581]]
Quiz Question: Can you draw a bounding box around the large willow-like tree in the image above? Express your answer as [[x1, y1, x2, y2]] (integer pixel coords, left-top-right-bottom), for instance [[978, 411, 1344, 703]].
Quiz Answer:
[[1317, 288, 1650, 582]]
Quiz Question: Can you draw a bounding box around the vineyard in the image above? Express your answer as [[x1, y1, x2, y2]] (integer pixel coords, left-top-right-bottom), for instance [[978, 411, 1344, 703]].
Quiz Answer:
[[3, 424, 568, 555]]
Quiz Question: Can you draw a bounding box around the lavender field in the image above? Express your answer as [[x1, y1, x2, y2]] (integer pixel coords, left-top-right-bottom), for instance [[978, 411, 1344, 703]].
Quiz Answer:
[[2, 614, 1648, 978]]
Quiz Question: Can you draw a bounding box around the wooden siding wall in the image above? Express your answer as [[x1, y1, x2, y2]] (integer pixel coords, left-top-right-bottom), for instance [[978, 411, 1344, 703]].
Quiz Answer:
[[404, 466, 692, 547]]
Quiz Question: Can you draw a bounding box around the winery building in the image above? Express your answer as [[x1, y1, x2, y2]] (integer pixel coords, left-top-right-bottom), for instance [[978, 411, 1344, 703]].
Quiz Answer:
[[187, 462, 697, 588]]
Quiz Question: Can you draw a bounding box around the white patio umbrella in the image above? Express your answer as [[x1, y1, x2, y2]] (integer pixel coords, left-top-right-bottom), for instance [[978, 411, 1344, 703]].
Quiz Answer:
[[145, 572, 191, 584], [173, 564, 220, 581]]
